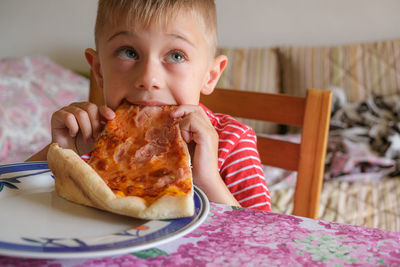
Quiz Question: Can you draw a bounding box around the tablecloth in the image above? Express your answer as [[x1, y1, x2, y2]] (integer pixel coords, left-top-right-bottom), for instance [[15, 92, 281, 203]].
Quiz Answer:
[[1, 203, 400, 266]]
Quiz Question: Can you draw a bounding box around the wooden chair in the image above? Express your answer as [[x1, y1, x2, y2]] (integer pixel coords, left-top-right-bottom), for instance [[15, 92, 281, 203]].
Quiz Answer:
[[89, 71, 106, 106], [200, 88, 332, 219], [88, 72, 332, 219]]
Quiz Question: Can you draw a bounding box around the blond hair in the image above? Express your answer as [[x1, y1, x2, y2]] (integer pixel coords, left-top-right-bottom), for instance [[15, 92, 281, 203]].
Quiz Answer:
[[94, 0, 217, 55]]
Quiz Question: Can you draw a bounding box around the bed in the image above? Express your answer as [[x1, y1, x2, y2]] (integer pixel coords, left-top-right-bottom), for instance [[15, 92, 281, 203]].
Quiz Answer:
[[1, 38, 400, 231]]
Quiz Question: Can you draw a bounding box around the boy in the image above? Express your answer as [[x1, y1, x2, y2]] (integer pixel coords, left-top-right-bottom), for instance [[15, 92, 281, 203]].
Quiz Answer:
[[28, 0, 271, 211]]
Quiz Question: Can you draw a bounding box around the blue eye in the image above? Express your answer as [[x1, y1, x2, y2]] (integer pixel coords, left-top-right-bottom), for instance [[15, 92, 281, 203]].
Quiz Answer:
[[118, 47, 138, 60], [166, 51, 186, 63]]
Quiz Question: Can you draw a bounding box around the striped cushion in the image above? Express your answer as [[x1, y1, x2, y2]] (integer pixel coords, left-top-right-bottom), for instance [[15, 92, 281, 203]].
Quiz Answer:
[[279, 39, 400, 102], [216, 47, 280, 134]]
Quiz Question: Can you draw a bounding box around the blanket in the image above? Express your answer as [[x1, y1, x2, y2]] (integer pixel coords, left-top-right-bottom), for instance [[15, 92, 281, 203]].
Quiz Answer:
[[326, 88, 400, 182], [265, 88, 400, 188]]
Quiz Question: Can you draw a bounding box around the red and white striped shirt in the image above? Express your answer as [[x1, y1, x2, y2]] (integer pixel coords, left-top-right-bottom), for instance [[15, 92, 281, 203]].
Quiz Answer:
[[200, 104, 271, 211]]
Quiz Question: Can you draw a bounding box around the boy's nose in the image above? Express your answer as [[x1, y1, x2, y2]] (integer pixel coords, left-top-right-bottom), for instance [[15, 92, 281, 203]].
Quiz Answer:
[[134, 59, 162, 90]]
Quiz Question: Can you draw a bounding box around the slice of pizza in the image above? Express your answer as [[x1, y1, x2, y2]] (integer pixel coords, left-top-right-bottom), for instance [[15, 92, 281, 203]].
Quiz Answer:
[[47, 102, 194, 220]]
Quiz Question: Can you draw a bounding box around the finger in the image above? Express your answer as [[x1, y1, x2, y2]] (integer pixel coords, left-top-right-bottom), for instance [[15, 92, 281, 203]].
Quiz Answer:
[[64, 112, 80, 137], [172, 105, 214, 130], [169, 104, 191, 117], [51, 109, 80, 137], [79, 102, 101, 139], [180, 126, 192, 143], [170, 105, 207, 119], [178, 113, 209, 143], [171, 106, 203, 142], [66, 105, 93, 143], [99, 105, 116, 123]]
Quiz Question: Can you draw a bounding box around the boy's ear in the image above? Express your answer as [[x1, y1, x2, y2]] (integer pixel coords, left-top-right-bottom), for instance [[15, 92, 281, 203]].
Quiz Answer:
[[85, 48, 103, 89], [201, 55, 228, 95]]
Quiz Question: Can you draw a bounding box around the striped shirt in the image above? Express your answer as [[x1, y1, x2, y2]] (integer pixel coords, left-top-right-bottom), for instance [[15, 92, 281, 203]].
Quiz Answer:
[[200, 104, 271, 211]]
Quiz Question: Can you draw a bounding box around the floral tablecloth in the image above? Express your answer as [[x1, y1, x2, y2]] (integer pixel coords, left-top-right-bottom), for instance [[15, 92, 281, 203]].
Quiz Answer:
[[1, 202, 400, 266]]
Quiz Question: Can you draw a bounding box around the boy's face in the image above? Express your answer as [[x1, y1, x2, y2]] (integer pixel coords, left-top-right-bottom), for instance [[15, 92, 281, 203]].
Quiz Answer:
[[87, 9, 226, 110]]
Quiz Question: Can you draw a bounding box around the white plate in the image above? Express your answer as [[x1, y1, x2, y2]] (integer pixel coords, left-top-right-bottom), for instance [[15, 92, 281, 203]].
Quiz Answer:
[[0, 162, 209, 259]]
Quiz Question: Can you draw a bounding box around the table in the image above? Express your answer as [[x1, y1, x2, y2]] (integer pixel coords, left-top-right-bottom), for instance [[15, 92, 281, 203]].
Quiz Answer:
[[1, 202, 400, 266]]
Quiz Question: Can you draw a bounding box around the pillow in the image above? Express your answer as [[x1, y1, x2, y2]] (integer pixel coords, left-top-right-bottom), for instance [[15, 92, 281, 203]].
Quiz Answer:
[[279, 39, 400, 102], [0, 56, 89, 164], [216, 47, 280, 134]]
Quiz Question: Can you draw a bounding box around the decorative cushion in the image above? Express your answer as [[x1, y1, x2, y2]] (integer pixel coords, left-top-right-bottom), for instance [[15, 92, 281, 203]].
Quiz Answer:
[[0, 56, 89, 164], [279, 39, 400, 102], [216, 47, 280, 134]]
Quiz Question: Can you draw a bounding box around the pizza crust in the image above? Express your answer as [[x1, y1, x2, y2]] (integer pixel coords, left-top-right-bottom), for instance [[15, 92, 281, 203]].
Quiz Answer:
[[47, 143, 194, 220]]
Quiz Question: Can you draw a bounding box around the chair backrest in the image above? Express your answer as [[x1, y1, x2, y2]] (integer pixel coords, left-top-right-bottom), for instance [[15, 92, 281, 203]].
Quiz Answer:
[[200, 88, 332, 219], [88, 71, 332, 219]]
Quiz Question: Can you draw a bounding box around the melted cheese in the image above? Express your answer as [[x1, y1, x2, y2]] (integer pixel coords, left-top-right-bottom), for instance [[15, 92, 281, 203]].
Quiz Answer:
[[88, 103, 192, 205]]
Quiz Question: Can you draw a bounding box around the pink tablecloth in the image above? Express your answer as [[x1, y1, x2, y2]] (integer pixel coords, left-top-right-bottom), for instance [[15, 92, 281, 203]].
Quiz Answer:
[[1, 203, 400, 266]]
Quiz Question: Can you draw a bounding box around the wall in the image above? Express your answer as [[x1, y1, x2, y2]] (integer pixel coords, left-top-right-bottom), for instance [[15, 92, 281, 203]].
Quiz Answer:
[[1, 0, 399, 72], [0, 0, 96, 73], [216, 0, 400, 47]]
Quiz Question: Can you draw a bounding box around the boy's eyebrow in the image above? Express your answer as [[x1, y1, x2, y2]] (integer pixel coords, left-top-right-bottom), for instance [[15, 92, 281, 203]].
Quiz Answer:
[[166, 32, 195, 48], [107, 31, 131, 42], [107, 30, 195, 48]]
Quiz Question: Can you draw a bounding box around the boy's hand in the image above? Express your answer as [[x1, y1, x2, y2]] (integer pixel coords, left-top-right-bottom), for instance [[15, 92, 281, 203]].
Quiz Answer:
[[170, 105, 239, 207], [170, 105, 219, 179], [50, 102, 115, 155]]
